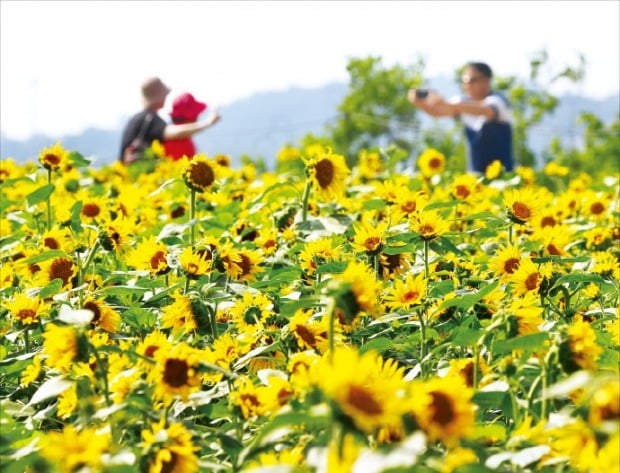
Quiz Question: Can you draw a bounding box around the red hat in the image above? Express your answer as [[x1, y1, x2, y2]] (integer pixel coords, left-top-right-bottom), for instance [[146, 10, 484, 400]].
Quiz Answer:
[[170, 93, 207, 121]]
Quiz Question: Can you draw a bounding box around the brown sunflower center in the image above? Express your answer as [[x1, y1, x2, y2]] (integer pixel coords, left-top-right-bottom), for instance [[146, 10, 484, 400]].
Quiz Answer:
[[238, 254, 252, 276], [43, 237, 60, 250], [315, 158, 334, 188], [364, 237, 381, 251], [17, 309, 36, 321], [83, 301, 102, 324], [347, 384, 383, 415], [150, 250, 167, 271], [460, 361, 475, 387], [49, 258, 74, 286], [82, 203, 102, 218], [189, 161, 215, 188], [403, 290, 419, 303], [455, 185, 470, 199], [429, 157, 442, 169], [429, 391, 455, 426], [294, 324, 316, 346], [590, 202, 605, 215], [525, 272, 540, 291], [163, 358, 189, 387], [43, 153, 61, 166], [512, 202, 531, 220], [187, 262, 199, 274], [240, 393, 260, 408], [540, 216, 556, 227], [160, 451, 178, 473], [401, 201, 416, 213], [144, 345, 159, 358], [547, 244, 561, 256], [503, 258, 520, 274]]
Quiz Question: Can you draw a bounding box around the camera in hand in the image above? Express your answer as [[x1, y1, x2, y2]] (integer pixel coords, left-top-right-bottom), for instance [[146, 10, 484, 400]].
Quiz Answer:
[[415, 89, 429, 99]]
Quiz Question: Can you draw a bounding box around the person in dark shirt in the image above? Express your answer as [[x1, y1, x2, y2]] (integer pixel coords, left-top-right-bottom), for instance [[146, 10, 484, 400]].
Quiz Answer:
[[119, 77, 220, 164], [408, 62, 514, 173]]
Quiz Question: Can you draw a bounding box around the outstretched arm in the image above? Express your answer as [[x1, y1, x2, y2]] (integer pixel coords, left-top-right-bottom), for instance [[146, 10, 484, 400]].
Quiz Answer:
[[407, 89, 496, 119], [163, 112, 221, 140]]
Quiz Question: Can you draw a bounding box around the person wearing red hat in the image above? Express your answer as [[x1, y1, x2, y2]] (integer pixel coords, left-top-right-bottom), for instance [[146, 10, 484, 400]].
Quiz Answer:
[[162, 93, 210, 160], [119, 77, 220, 164]]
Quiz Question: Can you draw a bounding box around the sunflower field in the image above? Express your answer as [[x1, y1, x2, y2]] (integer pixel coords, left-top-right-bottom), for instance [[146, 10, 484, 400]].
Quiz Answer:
[[0, 141, 618, 473]]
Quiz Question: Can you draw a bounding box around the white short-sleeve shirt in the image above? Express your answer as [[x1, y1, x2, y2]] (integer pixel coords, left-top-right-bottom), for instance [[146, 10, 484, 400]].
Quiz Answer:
[[449, 93, 513, 132]]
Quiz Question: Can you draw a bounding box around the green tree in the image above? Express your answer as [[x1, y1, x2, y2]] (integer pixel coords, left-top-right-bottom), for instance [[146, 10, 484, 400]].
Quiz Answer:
[[493, 50, 586, 167], [325, 56, 426, 165], [546, 112, 620, 180]]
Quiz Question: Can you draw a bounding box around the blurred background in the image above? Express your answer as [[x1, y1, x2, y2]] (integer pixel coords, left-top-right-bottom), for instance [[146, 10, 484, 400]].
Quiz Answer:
[[1, 0, 618, 170]]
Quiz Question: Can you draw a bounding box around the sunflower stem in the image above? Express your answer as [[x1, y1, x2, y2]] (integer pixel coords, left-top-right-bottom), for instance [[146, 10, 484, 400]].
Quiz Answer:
[[46, 168, 52, 231], [23, 329, 30, 353], [80, 239, 100, 289], [418, 309, 427, 380], [423, 239, 430, 279], [189, 189, 197, 249], [508, 224, 513, 245], [301, 179, 312, 223], [473, 342, 480, 390], [328, 298, 336, 364]]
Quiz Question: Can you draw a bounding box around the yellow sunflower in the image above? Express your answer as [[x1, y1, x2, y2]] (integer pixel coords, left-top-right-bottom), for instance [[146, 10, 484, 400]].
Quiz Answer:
[[160, 290, 211, 335], [125, 236, 170, 275], [508, 292, 544, 335], [446, 357, 491, 388], [98, 216, 135, 252], [38, 141, 69, 171], [39, 425, 110, 472], [411, 210, 450, 241], [229, 376, 268, 419], [142, 421, 199, 473], [178, 246, 212, 279], [303, 148, 350, 201], [40, 227, 73, 252], [42, 324, 83, 371], [82, 297, 121, 333], [379, 251, 411, 280], [149, 342, 202, 403], [182, 154, 218, 192], [504, 187, 543, 224], [391, 189, 429, 224], [312, 347, 408, 433], [2, 292, 49, 327], [485, 160, 503, 180], [351, 219, 388, 254], [331, 260, 382, 323], [588, 378, 620, 427], [230, 290, 273, 334], [417, 148, 446, 178], [135, 330, 173, 367], [409, 375, 475, 446], [35, 256, 78, 290], [560, 315, 603, 372], [299, 236, 341, 276], [488, 243, 522, 281], [77, 193, 108, 222], [288, 309, 332, 353], [532, 224, 573, 257], [383, 271, 427, 311], [590, 251, 620, 279], [20, 355, 43, 386], [357, 149, 383, 180], [450, 174, 480, 201], [508, 257, 552, 297]]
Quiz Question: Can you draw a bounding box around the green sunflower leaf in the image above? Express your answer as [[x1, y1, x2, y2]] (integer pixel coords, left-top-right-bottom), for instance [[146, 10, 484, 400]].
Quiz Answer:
[[26, 183, 55, 206]]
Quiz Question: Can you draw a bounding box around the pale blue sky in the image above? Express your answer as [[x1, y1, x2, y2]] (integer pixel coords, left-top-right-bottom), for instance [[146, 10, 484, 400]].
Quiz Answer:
[[1, 0, 618, 140]]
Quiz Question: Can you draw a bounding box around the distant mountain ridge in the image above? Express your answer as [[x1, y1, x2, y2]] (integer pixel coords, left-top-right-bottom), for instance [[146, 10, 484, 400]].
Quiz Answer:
[[1, 80, 618, 169]]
